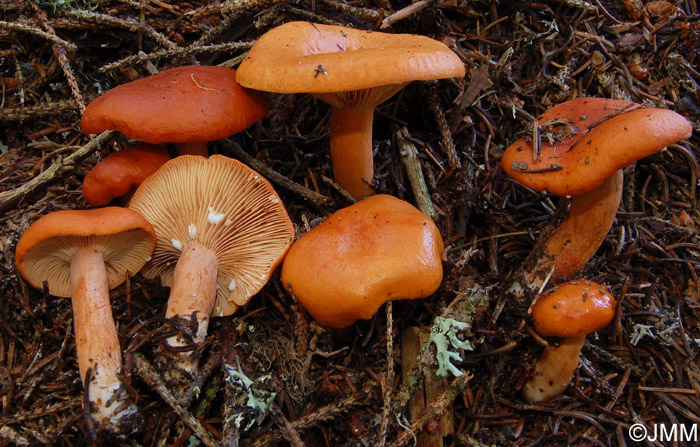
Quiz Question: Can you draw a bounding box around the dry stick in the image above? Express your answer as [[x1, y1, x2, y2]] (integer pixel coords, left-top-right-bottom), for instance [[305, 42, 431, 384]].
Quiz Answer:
[[320, 175, 356, 203], [380, 0, 434, 29], [0, 131, 115, 215], [427, 91, 461, 171], [396, 127, 437, 220], [99, 42, 253, 73], [0, 20, 77, 52], [316, 0, 381, 22], [0, 99, 79, 123], [270, 404, 305, 447], [378, 301, 394, 447], [222, 140, 334, 207], [30, 4, 85, 112], [61, 9, 176, 50], [388, 375, 468, 447], [132, 353, 219, 447], [242, 389, 371, 447]]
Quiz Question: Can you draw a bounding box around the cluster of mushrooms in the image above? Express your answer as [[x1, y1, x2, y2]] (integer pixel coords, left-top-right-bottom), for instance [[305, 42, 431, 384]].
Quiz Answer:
[[13, 21, 694, 435]]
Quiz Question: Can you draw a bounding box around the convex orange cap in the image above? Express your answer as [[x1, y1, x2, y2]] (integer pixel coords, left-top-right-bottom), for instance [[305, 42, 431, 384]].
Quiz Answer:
[[82, 144, 171, 206], [502, 97, 692, 196], [281, 194, 444, 329], [531, 280, 616, 338], [81, 65, 268, 144]]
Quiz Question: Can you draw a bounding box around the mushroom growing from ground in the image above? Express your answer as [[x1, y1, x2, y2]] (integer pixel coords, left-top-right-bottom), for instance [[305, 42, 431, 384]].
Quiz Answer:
[[81, 65, 268, 156], [281, 194, 443, 329], [15, 207, 156, 433], [502, 97, 693, 298], [236, 21, 465, 199], [128, 155, 294, 376], [523, 280, 616, 402], [82, 143, 171, 206]]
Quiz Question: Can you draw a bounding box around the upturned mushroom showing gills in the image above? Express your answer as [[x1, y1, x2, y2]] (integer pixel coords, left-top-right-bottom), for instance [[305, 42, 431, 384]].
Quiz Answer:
[[128, 155, 294, 376], [502, 97, 693, 298], [80, 65, 268, 156], [523, 280, 616, 403], [82, 143, 171, 206], [15, 208, 156, 433], [236, 21, 465, 200], [280, 194, 444, 329]]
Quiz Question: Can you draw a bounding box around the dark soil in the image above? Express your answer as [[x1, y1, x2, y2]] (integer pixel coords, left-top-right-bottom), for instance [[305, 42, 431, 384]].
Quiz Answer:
[[1, 1, 699, 446]]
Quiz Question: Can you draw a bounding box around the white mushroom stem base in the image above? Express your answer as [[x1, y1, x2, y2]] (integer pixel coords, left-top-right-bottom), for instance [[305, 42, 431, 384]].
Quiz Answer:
[[70, 248, 139, 428], [509, 170, 623, 299], [165, 240, 218, 375], [329, 106, 376, 200], [522, 335, 585, 403]]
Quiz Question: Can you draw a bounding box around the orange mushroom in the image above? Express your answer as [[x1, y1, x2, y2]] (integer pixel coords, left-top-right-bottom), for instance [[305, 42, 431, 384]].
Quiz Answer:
[[237, 21, 465, 199], [128, 155, 294, 376], [82, 143, 171, 206], [15, 208, 156, 433], [502, 98, 693, 297], [280, 194, 444, 329], [523, 280, 616, 402], [81, 65, 268, 156]]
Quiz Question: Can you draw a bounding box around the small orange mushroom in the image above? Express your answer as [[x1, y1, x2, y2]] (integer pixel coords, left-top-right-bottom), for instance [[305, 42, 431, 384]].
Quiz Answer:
[[280, 194, 444, 329], [15, 208, 156, 432], [81, 65, 268, 156], [523, 280, 616, 402], [82, 143, 171, 206], [237, 22, 465, 199], [503, 98, 693, 297]]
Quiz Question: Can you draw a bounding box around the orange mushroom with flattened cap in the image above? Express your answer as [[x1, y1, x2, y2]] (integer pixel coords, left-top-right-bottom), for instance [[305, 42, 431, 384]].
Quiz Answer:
[[281, 194, 444, 329], [82, 143, 171, 206], [128, 155, 294, 376], [15, 207, 156, 433], [502, 98, 693, 297], [81, 65, 268, 156], [237, 21, 465, 199], [523, 280, 616, 402]]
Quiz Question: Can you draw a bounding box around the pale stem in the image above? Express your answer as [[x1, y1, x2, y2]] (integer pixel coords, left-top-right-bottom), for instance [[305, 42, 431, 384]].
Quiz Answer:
[[165, 240, 218, 373], [330, 106, 376, 200], [510, 170, 624, 298], [522, 335, 586, 403], [70, 247, 137, 426]]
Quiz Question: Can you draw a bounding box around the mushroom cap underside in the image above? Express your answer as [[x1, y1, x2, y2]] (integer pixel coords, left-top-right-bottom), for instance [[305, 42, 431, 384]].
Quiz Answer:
[[15, 207, 156, 297]]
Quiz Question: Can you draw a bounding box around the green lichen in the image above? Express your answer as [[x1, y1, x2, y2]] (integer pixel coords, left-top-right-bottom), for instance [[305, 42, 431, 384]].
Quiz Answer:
[[429, 316, 473, 377], [224, 364, 276, 430]]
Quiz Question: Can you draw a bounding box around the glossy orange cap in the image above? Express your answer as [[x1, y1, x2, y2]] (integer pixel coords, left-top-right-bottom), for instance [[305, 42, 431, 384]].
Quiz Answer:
[[81, 66, 268, 144], [502, 97, 692, 196], [280, 195, 444, 328], [82, 144, 171, 206], [531, 280, 616, 337]]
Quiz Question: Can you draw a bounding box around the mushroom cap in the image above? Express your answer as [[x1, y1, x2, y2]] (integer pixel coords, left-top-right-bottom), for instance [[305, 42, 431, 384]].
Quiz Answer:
[[236, 21, 465, 107], [531, 280, 616, 337], [15, 207, 156, 298], [501, 97, 693, 196], [80, 66, 268, 144], [128, 155, 295, 317], [82, 143, 171, 206], [280, 194, 444, 329]]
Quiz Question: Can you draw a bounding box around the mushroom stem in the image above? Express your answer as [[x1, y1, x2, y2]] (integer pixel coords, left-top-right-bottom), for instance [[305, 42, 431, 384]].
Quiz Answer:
[[522, 335, 585, 403], [329, 106, 376, 200], [165, 240, 218, 373], [70, 247, 138, 427], [174, 142, 208, 157], [509, 170, 623, 298]]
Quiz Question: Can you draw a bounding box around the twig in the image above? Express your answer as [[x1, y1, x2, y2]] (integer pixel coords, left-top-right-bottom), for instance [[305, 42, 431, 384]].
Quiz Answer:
[[396, 127, 437, 219], [379, 302, 394, 447], [0, 20, 77, 52], [132, 353, 219, 447], [270, 404, 305, 447], [0, 131, 116, 215], [30, 4, 85, 112], [222, 140, 334, 207], [0, 100, 81, 123], [380, 0, 434, 29], [320, 175, 356, 203]]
